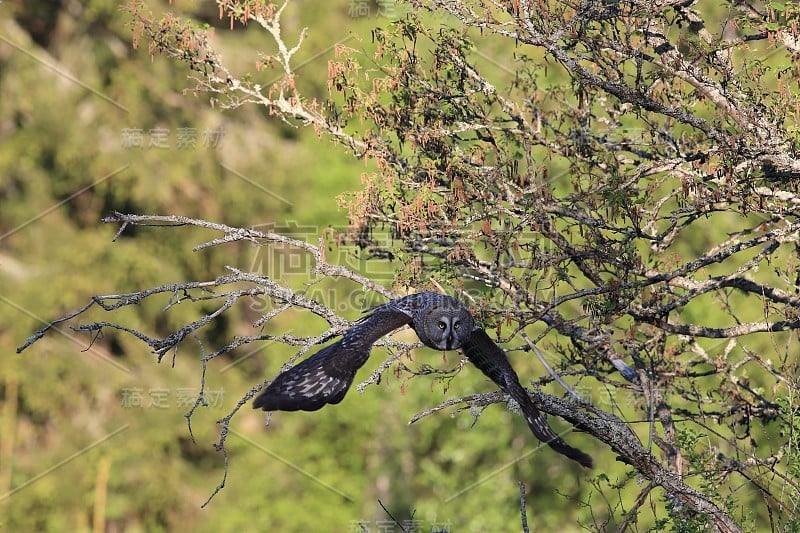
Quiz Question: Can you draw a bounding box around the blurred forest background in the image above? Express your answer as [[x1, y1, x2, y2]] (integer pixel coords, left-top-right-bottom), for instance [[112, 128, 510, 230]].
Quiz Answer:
[[1, 0, 798, 532]]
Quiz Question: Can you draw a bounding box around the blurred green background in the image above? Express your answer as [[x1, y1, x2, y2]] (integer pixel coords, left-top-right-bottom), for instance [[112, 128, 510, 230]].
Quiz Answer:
[[0, 1, 595, 531]]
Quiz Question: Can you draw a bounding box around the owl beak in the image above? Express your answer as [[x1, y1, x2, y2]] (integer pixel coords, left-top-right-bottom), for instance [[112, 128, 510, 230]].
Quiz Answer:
[[446, 333, 454, 350]]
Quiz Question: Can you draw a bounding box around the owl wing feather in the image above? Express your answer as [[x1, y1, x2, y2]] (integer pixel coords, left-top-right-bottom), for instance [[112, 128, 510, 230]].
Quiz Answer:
[[461, 328, 593, 468], [253, 297, 421, 412]]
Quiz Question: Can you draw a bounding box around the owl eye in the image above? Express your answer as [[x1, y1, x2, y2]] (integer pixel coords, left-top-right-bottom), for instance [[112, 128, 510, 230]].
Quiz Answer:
[[438, 322, 446, 330], [453, 322, 460, 330]]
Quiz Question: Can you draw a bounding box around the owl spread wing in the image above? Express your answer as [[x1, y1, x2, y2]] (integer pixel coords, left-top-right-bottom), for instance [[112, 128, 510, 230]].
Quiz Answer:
[[252, 297, 421, 412], [461, 329, 593, 468]]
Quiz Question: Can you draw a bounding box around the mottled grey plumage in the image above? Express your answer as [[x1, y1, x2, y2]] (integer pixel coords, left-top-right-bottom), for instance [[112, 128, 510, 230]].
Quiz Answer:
[[253, 292, 592, 467]]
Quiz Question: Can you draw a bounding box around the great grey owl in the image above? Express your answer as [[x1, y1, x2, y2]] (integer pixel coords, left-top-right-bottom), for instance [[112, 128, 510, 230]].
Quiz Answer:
[[253, 292, 593, 468]]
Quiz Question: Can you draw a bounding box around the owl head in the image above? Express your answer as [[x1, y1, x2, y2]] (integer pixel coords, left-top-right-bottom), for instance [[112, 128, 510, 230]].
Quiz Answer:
[[413, 296, 475, 351]]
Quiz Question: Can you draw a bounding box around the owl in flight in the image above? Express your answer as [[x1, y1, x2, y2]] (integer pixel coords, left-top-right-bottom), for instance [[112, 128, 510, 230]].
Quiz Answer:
[[253, 292, 592, 468]]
